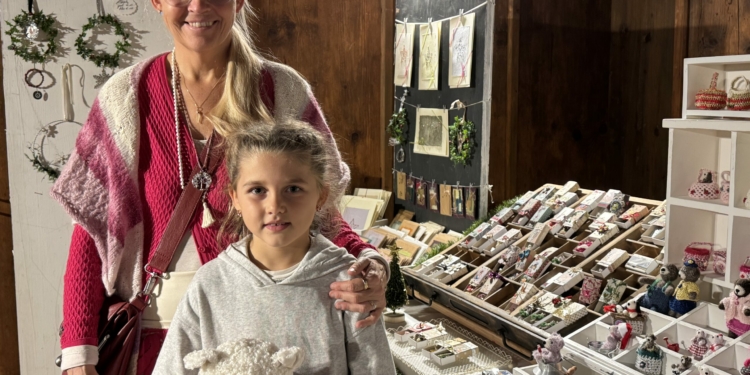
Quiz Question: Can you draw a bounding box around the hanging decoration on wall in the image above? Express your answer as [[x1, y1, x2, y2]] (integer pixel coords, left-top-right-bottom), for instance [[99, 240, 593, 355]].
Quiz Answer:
[[449, 10, 475, 88], [418, 20, 441, 90], [5, 0, 60, 64], [428, 181, 440, 213], [394, 21, 415, 87], [465, 186, 477, 220], [448, 100, 475, 165], [396, 171, 406, 200], [27, 64, 81, 181], [439, 184, 453, 216], [452, 186, 465, 218], [114, 0, 139, 16], [389, 89, 409, 163], [414, 107, 449, 157], [76, 0, 132, 86]]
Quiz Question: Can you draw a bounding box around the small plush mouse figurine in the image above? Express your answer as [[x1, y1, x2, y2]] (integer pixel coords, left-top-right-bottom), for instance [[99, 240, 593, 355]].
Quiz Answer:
[[670, 355, 692, 375], [687, 329, 708, 361], [638, 264, 679, 315], [669, 260, 701, 317], [719, 278, 750, 338], [709, 334, 726, 352], [699, 365, 711, 375]]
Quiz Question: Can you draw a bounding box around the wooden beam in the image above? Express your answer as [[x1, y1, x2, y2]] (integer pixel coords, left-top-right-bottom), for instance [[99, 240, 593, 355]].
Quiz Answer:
[[672, 0, 688, 118], [381, 0, 395, 220]]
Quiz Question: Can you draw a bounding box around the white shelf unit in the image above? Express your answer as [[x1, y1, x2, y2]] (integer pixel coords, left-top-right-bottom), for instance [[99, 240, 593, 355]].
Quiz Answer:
[[683, 54, 750, 119], [663, 118, 750, 291]]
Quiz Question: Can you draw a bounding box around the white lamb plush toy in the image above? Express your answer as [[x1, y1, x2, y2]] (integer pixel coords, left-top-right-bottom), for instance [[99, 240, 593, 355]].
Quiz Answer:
[[183, 338, 305, 375]]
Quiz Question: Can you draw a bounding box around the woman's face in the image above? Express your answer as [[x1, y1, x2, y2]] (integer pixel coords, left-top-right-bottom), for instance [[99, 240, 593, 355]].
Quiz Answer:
[[152, 0, 244, 54]]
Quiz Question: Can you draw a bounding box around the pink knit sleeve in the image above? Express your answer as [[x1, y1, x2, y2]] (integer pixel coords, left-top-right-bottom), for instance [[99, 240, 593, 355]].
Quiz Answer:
[[61, 225, 105, 348], [332, 212, 376, 258]]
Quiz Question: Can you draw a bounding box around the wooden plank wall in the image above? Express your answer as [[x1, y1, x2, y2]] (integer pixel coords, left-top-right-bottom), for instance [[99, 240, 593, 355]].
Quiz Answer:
[[248, 0, 394, 202], [0, 51, 20, 375]]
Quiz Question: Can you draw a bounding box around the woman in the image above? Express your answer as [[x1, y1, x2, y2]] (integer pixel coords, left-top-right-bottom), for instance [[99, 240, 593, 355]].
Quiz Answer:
[[52, 0, 388, 373]]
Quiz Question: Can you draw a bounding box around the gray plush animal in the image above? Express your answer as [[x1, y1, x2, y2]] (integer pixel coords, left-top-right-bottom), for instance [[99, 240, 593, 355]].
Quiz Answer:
[[671, 355, 692, 375], [637, 264, 679, 314]]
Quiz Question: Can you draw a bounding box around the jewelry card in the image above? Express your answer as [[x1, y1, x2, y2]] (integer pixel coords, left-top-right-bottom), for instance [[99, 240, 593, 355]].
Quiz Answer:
[[428, 182, 440, 212], [465, 187, 477, 220], [415, 179, 427, 207], [440, 184, 453, 216], [452, 186, 464, 218], [406, 176, 415, 203], [396, 171, 406, 200], [394, 23, 415, 87], [419, 22, 441, 90], [414, 107, 449, 157], [449, 12, 475, 88]]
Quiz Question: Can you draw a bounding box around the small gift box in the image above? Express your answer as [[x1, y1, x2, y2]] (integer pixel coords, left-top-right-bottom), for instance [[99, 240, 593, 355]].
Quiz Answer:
[[489, 228, 522, 256], [506, 282, 539, 312], [476, 274, 505, 299], [579, 275, 603, 305], [593, 189, 622, 216], [615, 204, 649, 229], [529, 206, 554, 226], [409, 324, 449, 349], [474, 225, 508, 253], [695, 72, 727, 110], [526, 223, 551, 251], [588, 212, 616, 231], [561, 210, 588, 238], [576, 190, 605, 213], [490, 207, 515, 225], [438, 263, 468, 283], [534, 186, 558, 202], [546, 192, 579, 214], [625, 254, 659, 274], [542, 268, 583, 295], [394, 322, 436, 342], [683, 242, 716, 272], [465, 266, 492, 293], [574, 223, 619, 258], [689, 169, 721, 200], [512, 191, 536, 212], [552, 301, 588, 327], [514, 199, 542, 226], [416, 254, 447, 275], [548, 207, 575, 234], [422, 338, 467, 358], [462, 222, 492, 248], [607, 193, 631, 217], [596, 278, 627, 313], [430, 342, 478, 366], [558, 180, 580, 195], [713, 249, 727, 275], [728, 76, 750, 110], [523, 249, 557, 281], [741, 256, 750, 279], [591, 248, 630, 278]]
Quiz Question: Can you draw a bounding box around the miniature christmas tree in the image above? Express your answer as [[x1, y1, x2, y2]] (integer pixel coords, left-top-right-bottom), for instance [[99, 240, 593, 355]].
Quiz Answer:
[[386, 244, 408, 318]]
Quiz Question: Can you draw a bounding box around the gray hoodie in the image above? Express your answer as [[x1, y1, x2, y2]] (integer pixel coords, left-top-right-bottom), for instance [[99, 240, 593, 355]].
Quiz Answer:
[[153, 234, 396, 375]]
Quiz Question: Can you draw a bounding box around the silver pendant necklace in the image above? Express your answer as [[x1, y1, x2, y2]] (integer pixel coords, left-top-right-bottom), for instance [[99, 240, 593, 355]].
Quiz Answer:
[[171, 49, 216, 228]]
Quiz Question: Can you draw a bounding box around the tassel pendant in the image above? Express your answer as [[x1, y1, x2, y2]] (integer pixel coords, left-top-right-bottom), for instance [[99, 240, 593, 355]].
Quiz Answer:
[[201, 201, 215, 228]]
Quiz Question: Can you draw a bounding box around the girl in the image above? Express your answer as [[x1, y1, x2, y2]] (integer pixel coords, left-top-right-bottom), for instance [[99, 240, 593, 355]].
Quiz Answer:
[[153, 121, 395, 374]]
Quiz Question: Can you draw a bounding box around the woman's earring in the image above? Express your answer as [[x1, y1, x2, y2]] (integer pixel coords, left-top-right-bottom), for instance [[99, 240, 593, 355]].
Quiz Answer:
[[237, 211, 242, 218], [159, 10, 163, 15]]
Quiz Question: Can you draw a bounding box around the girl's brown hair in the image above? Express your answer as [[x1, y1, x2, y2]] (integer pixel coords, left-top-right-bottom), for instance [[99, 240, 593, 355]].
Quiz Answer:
[[219, 120, 341, 244]]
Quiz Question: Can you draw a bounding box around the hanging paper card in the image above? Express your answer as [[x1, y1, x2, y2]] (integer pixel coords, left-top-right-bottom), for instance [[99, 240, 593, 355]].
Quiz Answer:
[[415, 179, 427, 208], [452, 186, 465, 218], [397, 171, 406, 200], [449, 12, 475, 88], [440, 184, 453, 216], [406, 176, 415, 203], [465, 187, 477, 220], [415, 107, 449, 157], [429, 182, 440, 213], [419, 22, 441, 90], [394, 23, 415, 87]]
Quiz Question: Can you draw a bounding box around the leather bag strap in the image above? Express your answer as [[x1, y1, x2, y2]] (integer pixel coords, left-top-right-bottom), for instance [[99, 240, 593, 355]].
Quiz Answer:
[[146, 138, 223, 275]]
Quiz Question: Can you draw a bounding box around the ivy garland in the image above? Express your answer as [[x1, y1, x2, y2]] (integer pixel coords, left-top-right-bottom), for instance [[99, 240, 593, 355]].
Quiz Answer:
[[75, 14, 131, 69], [5, 10, 59, 64], [386, 108, 408, 146], [449, 115, 475, 165]]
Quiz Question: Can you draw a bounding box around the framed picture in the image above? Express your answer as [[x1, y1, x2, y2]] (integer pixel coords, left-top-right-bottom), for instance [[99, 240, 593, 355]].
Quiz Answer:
[[452, 186, 464, 218], [414, 107, 449, 157], [449, 12, 475, 88]]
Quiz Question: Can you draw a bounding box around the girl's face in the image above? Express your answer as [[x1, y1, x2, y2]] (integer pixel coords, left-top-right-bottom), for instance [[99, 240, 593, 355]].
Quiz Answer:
[[151, 0, 243, 54], [230, 152, 328, 251]]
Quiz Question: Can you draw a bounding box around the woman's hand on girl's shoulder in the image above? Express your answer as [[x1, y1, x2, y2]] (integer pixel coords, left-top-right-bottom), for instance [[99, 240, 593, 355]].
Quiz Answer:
[[64, 365, 98, 375], [329, 258, 387, 329]]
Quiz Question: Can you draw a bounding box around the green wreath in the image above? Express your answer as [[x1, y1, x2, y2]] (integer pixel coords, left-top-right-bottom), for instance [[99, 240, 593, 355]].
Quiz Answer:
[[449, 115, 475, 165], [5, 10, 59, 64], [75, 14, 131, 69], [387, 108, 408, 145]]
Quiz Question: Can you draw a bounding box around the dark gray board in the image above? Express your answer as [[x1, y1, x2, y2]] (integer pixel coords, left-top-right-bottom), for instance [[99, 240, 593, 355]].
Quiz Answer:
[[392, 0, 488, 232]]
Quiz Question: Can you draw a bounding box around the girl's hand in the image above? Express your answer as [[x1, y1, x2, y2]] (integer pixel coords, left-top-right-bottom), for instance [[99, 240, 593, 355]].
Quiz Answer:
[[64, 365, 98, 375], [329, 258, 387, 329]]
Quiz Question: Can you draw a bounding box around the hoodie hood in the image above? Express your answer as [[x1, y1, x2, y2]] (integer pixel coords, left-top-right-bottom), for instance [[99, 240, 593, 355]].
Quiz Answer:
[[221, 233, 356, 287]]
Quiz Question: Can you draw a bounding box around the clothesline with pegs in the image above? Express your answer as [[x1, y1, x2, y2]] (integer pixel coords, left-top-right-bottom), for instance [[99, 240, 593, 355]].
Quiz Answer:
[[391, 168, 495, 204], [393, 96, 486, 110], [394, 1, 489, 25]]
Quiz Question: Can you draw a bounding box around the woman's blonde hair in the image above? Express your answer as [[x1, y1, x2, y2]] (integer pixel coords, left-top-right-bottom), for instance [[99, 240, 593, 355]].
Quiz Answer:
[[219, 120, 342, 244], [211, 2, 274, 137]]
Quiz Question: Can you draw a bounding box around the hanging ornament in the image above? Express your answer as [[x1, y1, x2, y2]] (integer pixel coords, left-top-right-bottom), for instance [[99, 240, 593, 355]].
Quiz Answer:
[[388, 88, 409, 147], [26, 120, 81, 181], [75, 0, 132, 73], [448, 100, 475, 166], [25, 68, 45, 100], [5, 0, 60, 64]]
